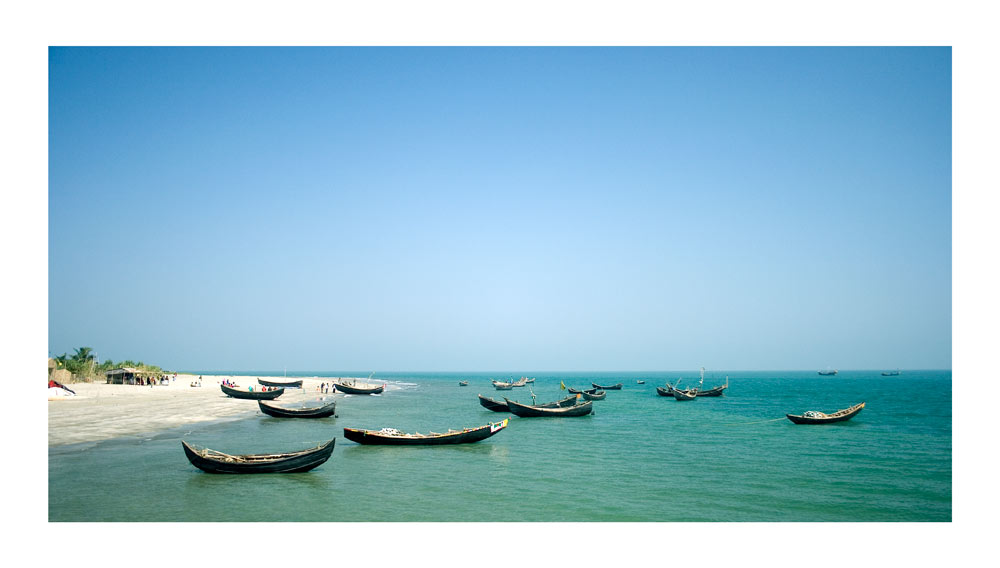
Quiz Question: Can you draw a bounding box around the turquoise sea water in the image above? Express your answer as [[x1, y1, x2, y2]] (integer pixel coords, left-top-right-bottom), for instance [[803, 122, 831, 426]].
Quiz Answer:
[[48, 370, 951, 521]]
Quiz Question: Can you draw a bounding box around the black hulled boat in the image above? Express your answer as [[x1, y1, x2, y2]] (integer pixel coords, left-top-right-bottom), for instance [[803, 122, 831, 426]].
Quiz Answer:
[[343, 419, 509, 445], [581, 390, 606, 401], [181, 439, 335, 473], [591, 382, 623, 390], [258, 378, 303, 388], [334, 380, 384, 395], [786, 402, 865, 424], [479, 394, 510, 412], [221, 384, 284, 400], [258, 399, 337, 418], [505, 398, 594, 417]]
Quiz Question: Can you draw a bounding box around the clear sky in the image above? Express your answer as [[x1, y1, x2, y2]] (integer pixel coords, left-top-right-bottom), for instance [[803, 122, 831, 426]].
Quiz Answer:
[[48, 47, 951, 372]]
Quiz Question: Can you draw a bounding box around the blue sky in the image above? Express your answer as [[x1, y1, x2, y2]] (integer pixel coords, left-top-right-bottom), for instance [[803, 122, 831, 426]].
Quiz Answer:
[[48, 47, 951, 371]]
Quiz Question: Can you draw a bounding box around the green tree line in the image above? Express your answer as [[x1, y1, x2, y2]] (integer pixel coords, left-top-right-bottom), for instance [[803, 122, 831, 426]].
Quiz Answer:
[[51, 347, 166, 381]]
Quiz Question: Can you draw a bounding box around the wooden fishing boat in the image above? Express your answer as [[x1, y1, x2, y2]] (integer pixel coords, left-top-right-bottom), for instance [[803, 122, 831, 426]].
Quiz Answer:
[[334, 381, 385, 395], [493, 380, 515, 390], [258, 378, 303, 388], [567, 387, 583, 394], [818, 369, 838, 376], [479, 393, 577, 412], [786, 402, 865, 424], [505, 398, 593, 417], [636, 380, 645, 384], [221, 384, 284, 400], [343, 419, 509, 445], [479, 394, 510, 412], [581, 390, 606, 401], [181, 439, 335, 473], [672, 388, 698, 401], [591, 382, 622, 390], [258, 399, 337, 418], [660, 376, 726, 397], [458, 381, 469, 386]]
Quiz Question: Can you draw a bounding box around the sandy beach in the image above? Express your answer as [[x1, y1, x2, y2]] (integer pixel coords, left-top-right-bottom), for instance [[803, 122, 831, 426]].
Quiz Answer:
[[47, 374, 357, 446]]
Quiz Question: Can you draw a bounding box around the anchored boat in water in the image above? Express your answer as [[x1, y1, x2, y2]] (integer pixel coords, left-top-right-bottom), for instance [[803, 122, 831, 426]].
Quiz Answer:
[[786, 402, 866, 424], [258, 399, 337, 418], [182, 439, 336, 473], [343, 420, 509, 445]]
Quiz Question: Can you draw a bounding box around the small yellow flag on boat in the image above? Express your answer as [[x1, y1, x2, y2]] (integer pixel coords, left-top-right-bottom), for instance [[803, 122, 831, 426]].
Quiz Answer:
[[560, 381, 566, 390]]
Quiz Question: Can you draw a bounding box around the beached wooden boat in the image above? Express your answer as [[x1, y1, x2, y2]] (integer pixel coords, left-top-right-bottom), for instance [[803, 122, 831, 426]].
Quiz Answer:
[[479, 394, 510, 412], [581, 390, 606, 401], [258, 399, 337, 418], [786, 402, 865, 424], [181, 439, 335, 473], [459, 381, 469, 386], [591, 382, 623, 390], [343, 419, 509, 445], [221, 384, 284, 400], [258, 378, 303, 388], [505, 398, 593, 417], [334, 381, 384, 395]]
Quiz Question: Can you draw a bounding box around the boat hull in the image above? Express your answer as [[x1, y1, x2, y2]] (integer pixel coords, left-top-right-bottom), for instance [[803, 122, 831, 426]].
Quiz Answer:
[[182, 439, 335, 473], [334, 382, 384, 395], [343, 420, 508, 445], [581, 390, 606, 401], [221, 384, 284, 400], [592, 383, 623, 390], [258, 379, 303, 388], [505, 399, 594, 417], [478, 394, 509, 412], [672, 390, 697, 401], [258, 399, 336, 418], [787, 402, 865, 424]]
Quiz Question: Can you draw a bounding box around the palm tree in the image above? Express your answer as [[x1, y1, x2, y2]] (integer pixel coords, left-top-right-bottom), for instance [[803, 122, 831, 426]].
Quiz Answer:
[[72, 347, 95, 363]]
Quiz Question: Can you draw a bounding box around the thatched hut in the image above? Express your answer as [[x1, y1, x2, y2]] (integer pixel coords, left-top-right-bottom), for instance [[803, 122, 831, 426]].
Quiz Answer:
[[105, 367, 167, 385]]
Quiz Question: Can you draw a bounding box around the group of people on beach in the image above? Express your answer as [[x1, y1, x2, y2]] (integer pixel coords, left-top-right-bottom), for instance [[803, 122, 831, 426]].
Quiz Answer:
[[319, 382, 333, 394]]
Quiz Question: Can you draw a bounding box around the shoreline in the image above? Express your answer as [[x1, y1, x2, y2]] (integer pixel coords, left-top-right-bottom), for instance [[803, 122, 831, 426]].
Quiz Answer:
[[47, 374, 359, 446]]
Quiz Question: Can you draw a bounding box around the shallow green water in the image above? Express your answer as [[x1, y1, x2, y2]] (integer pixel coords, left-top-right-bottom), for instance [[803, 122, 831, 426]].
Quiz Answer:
[[48, 370, 951, 521]]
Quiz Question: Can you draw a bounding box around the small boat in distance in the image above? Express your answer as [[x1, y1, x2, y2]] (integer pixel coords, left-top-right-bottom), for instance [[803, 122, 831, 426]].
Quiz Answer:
[[505, 398, 594, 417], [881, 370, 901, 376], [181, 439, 335, 473], [479, 393, 577, 412], [818, 368, 838, 376], [786, 402, 865, 424], [221, 384, 284, 400], [258, 399, 337, 418], [636, 380, 645, 384], [458, 380, 469, 386], [592, 382, 623, 390], [343, 420, 509, 445], [258, 378, 303, 388], [493, 380, 515, 390]]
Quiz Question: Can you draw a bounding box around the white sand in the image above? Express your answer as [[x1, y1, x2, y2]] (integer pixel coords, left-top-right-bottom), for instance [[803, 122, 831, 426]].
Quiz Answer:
[[47, 374, 354, 446]]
